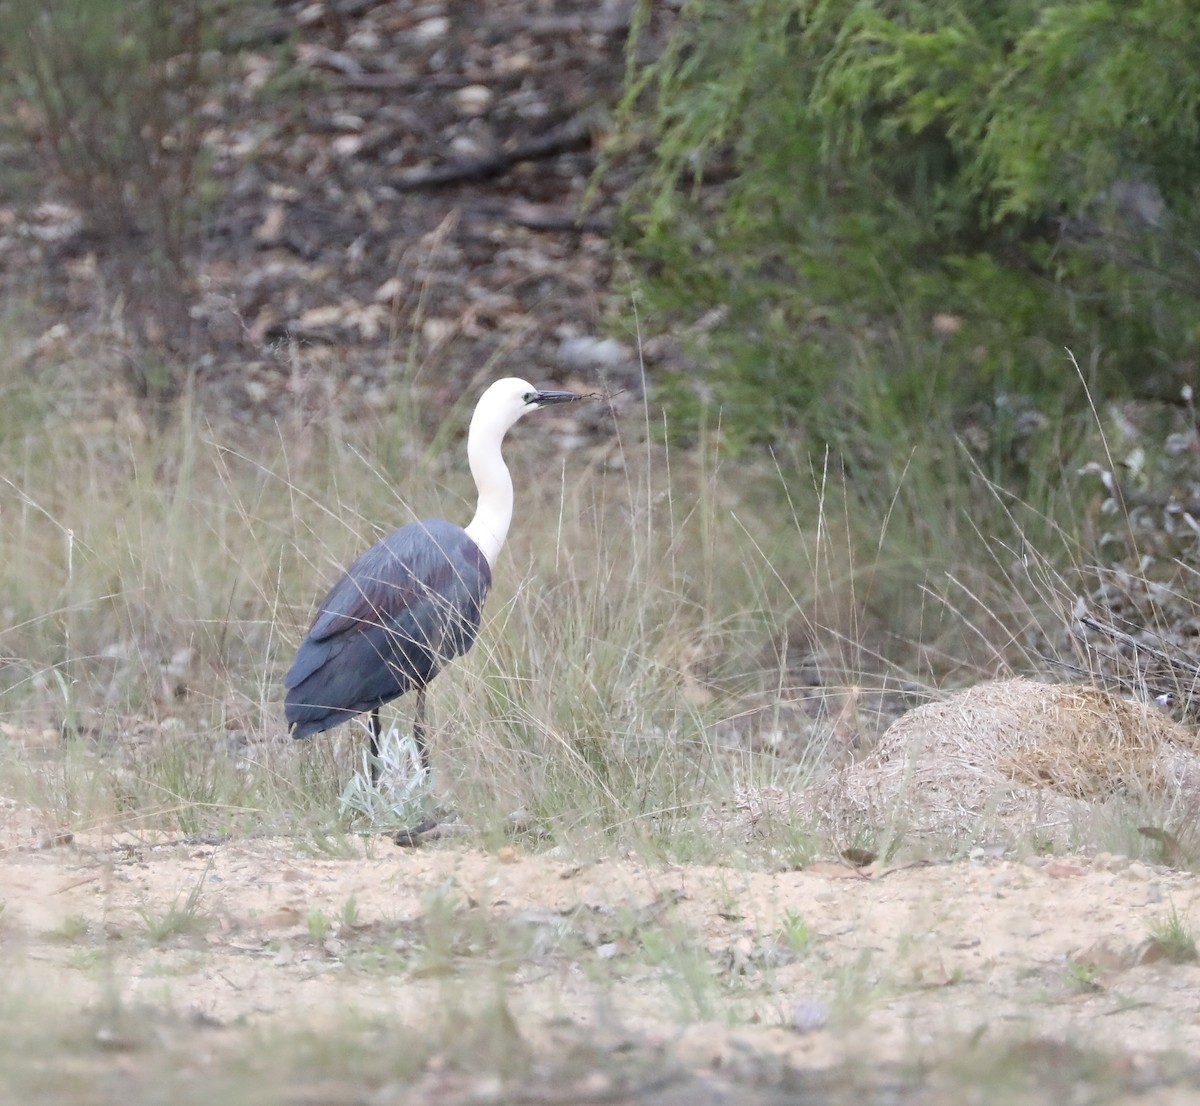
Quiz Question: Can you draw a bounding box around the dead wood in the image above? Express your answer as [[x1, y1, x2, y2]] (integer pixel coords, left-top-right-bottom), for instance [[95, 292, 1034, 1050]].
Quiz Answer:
[[463, 199, 611, 234], [391, 111, 601, 190]]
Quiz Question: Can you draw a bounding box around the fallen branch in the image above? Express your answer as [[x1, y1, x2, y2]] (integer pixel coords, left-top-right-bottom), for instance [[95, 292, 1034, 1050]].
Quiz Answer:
[[392, 111, 601, 190], [336, 70, 522, 93], [463, 199, 611, 234], [1077, 614, 1200, 681]]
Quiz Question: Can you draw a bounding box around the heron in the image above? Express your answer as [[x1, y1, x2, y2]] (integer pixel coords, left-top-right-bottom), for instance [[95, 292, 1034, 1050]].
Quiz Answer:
[[284, 377, 583, 782]]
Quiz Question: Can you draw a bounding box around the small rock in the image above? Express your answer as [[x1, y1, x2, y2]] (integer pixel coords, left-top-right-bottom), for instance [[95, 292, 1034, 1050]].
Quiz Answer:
[[296, 4, 325, 28], [455, 85, 493, 116], [412, 16, 449, 42], [422, 317, 456, 347], [449, 134, 490, 159], [332, 133, 366, 158], [299, 304, 345, 329], [932, 312, 964, 336], [558, 335, 628, 371], [1126, 862, 1152, 881], [788, 1001, 828, 1034], [252, 203, 287, 243], [1138, 939, 1170, 965], [374, 276, 404, 303]]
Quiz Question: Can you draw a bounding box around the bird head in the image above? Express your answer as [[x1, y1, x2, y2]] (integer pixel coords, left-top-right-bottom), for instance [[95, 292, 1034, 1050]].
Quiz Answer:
[[473, 377, 583, 437]]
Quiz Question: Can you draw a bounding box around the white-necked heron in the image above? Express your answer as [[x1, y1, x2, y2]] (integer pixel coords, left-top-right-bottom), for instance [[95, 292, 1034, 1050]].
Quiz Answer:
[[284, 377, 583, 778]]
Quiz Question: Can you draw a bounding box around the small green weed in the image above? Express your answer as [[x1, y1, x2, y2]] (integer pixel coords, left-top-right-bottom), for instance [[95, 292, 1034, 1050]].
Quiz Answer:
[[1063, 960, 1104, 994], [305, 909, 331, 945], [828, 949, 883, 1025], [65, 947, 106, 972], [1147, 904, 1199, 964], [638, 925, 721, 1022], [137, 862, 210, 942], [52, 913, 89, 942], [296, 829, 361, 860], [776, 908, 812, 954]]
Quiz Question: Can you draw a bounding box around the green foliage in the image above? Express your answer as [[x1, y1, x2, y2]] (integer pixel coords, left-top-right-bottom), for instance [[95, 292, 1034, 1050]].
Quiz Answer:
[[776, 908, 812, 954], [1147, 904, 1199, 964], [1062, 959, 1103, 994], [624, 0, 1200, 461], [305, 909, 331, 945]]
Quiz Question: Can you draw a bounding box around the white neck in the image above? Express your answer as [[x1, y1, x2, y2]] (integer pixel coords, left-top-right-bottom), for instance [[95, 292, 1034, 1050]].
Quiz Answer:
[[463, 411, 515, 568]]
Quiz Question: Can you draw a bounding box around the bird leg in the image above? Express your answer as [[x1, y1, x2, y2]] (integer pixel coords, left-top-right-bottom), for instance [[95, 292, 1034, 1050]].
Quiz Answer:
[[368, 708, 382, 785], [413, 687, 428, 774], [392, 688, 474, 847]]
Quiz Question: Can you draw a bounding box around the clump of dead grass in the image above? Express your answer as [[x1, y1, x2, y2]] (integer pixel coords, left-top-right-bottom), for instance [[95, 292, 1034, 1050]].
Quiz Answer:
[[804, 677, 1200, 850]]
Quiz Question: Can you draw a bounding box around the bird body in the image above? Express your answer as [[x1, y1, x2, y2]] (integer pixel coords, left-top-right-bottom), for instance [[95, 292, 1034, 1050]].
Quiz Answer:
[[284, 377, 581, 776], [284, 518, 491, 739]]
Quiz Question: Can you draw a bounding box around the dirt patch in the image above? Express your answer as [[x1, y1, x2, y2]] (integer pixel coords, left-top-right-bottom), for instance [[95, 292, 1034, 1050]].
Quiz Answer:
[[5, 829, 1200, 1102]]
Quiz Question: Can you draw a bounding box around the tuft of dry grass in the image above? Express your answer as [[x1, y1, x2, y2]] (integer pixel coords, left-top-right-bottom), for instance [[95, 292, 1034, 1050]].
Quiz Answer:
[[798, 677, 1200, 857]]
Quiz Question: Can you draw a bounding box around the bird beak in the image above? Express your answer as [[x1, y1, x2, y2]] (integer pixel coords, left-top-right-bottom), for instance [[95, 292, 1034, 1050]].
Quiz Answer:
[[532, 389, 582, 407]]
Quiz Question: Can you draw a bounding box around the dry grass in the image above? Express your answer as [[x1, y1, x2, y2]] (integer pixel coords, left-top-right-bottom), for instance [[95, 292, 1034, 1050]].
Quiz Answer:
[[4, 331, 1200, 864], [801, 678, 1200, 855], [0, 344, 866, 852]]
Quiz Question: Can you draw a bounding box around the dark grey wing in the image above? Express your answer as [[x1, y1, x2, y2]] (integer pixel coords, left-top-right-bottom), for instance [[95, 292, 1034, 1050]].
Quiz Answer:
[[284, 519, 491, 738]]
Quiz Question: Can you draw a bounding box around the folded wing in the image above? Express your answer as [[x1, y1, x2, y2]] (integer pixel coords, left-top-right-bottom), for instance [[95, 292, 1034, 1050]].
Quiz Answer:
[[284, 518, 492, 738]]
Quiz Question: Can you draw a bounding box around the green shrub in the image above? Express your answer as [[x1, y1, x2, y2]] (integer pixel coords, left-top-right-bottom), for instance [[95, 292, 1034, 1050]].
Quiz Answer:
[[622, 0, 1200, 462]]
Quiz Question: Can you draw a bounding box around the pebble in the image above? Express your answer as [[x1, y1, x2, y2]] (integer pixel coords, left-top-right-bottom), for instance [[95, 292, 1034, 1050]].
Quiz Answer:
[[557, 335, 628, 371], [412, 16, 449, 42], [1125, 862, 1152, 881], [455, 85, 493, 115], [789, 1001, 828, 1034]]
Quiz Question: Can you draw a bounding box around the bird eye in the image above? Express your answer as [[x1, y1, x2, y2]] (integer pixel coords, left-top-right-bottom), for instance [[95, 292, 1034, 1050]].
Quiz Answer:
[[523, 391, 536, 404]]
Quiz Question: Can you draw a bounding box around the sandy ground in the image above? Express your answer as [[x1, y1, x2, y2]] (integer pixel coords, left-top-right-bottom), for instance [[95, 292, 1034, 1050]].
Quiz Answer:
[[5, 822, 1200, 1103]]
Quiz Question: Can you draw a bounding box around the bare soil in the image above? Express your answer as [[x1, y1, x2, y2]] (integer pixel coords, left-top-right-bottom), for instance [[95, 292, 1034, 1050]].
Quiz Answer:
[[6, 821, 1200, 1103]]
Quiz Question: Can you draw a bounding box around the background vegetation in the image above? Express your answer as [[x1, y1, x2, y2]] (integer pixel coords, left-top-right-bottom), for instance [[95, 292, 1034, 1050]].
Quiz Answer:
[[0, 0, 208, 400], [623, 0, 1200, 474]]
